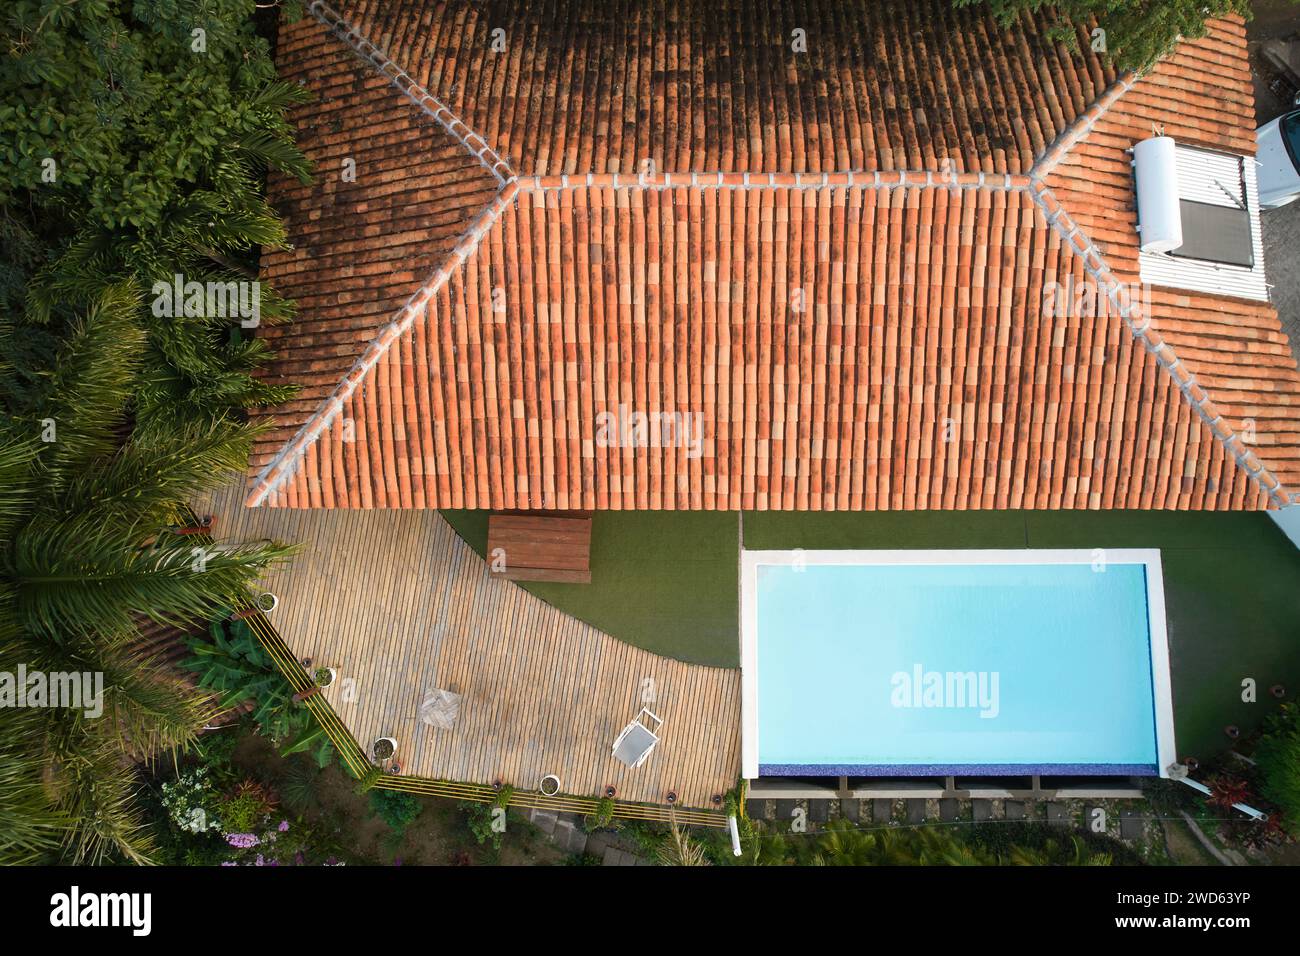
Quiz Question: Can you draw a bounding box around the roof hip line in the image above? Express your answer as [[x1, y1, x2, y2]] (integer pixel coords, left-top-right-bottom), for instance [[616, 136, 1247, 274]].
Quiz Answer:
[[251, 10, 1289, 511], [1028, 67, 1288, 507], [1025, 184, 1289, 508], [1030, 72, 1139, 181], [307, 0, 517, 185], [245, 179, 521, 508]]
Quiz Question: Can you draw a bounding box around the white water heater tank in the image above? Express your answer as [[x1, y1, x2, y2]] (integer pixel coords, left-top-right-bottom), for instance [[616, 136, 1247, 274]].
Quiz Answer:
[[1133, 136, 1183, 253]]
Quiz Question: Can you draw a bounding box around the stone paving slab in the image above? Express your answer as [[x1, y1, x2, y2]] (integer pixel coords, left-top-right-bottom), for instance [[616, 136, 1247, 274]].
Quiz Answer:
[[1120, 810, 1146, 841], [906, 799, 925, 824], [602, 846, 640, 866]]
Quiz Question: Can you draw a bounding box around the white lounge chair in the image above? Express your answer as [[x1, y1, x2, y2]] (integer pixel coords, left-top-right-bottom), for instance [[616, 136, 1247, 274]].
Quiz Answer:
[[611, 708, 663, 768]]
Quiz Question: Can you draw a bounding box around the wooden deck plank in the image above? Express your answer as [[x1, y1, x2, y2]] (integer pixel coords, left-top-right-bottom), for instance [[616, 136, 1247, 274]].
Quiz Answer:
[[204, 483, 740, 807], [487, 513, 592, 581]]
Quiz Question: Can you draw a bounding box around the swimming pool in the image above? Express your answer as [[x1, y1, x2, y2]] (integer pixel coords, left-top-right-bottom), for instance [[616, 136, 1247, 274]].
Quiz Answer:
[[740, 549, 1175, 778]]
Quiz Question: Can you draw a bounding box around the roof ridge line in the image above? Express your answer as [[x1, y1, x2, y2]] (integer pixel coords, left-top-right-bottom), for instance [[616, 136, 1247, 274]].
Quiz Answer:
[[1026, 181, 1290, 508], [517, 170, 1033, 191], [307, 0, 517, 185]]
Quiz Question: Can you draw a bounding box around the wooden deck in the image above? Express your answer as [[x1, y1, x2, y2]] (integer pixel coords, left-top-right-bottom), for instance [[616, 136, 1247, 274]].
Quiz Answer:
[[203, 483, 741, 808]]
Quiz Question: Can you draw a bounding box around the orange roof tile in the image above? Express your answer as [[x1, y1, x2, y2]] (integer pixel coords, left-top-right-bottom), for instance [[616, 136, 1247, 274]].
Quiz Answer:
[[247, 2, 1296, 510]]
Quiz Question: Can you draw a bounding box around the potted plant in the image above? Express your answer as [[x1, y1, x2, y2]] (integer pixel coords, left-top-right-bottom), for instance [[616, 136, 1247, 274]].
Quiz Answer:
[[539, 774, 561, 796], [372, 737, 397, 763], [313, 666, 337, 688], [255, 591, 279, 613]]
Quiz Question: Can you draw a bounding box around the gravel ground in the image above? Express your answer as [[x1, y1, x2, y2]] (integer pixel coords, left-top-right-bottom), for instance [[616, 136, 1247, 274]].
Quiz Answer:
[[1262, 203, 1300, 355], [1249, 2, 1300, 364]]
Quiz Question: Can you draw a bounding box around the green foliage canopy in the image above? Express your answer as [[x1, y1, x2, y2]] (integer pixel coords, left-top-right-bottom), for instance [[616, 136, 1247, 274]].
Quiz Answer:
[[0, 0, 311, 427], [955, 0, 1255, 72]]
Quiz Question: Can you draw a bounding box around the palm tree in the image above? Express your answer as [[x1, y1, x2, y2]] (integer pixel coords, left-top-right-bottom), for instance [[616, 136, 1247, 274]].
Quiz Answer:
[[656, 808, 711, 866], [812, 820, 996, 866], [735, 820, 793, 866], [1007, 835, 1113, 866], [0, 285, 293, 864]]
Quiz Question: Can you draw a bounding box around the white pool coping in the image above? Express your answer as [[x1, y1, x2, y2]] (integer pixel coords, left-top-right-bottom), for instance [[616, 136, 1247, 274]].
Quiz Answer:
[[739, 548, 1177, 780]]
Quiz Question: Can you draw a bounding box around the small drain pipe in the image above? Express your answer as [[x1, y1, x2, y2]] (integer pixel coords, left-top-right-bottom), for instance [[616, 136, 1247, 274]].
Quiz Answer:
[[1169, 764, 1268, 821]]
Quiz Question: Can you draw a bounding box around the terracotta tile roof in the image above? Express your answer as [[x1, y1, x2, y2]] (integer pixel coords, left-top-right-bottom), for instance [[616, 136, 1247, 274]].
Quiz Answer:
[[247, 2, 1295, 510], [251, 14, 502, 460], [327, 0, 1114, 176], [1044, 16, 1300, 501]]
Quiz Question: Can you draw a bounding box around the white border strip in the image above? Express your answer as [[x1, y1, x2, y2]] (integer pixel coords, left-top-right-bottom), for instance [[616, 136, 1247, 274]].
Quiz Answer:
[[739, 548, 1176, 779]]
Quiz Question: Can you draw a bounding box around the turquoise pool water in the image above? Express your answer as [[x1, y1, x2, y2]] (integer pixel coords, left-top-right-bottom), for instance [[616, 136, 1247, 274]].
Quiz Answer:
[[752, 560, 1162, 775]]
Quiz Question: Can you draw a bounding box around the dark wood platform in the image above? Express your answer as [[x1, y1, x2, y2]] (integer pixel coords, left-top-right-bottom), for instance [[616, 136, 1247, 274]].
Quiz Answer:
[[486, 514, 592, 583]]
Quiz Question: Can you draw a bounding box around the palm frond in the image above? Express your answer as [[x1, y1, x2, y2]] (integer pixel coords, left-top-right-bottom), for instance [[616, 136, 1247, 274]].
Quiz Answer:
[[55, 418, 264, 538], [11, 519, 296, 642], [0, 708, 67, 864], [23, 284, 145, 485]]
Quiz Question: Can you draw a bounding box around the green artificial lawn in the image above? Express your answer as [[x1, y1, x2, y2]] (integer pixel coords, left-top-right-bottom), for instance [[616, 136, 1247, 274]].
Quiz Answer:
[[438, 510, 740, 667], [440, 507, 1300, 761]]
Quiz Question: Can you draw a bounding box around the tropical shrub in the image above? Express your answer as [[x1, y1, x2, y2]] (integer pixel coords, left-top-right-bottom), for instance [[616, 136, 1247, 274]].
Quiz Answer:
[[460, 801, 504, 850], [183, 613, 333, 767], [160, 767, 223, 836], [278, 758, 323, 813], [219, 779, 277, 833], [0, 0, 312, 428], [370, 789, 423, 835], [1257, 702, 1300, 835]]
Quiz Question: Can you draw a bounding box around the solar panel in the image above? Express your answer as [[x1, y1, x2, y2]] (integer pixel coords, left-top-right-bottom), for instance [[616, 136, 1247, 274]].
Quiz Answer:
[[1171, 199, 1255, 267]]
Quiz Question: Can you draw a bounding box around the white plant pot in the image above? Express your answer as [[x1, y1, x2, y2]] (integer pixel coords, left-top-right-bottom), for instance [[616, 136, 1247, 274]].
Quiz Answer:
[[256, 591, 278, 613], [372, 737, 397, 762], [540, 774, 561, 796], [315, 667, 337, 688]]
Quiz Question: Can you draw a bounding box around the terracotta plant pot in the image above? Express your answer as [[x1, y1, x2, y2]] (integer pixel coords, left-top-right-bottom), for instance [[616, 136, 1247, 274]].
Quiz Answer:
[[174, 515, 215, 536]]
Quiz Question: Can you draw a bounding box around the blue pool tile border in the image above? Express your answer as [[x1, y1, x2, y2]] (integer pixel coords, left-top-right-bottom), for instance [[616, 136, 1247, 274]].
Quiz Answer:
[[759, 763, 1160, 777]]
